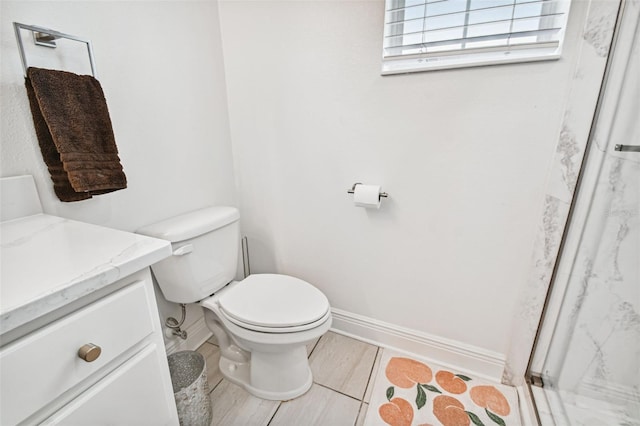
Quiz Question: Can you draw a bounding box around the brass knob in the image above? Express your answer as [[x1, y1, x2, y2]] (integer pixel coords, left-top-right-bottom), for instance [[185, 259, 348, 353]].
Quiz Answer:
[[78, 343, 102, 362]]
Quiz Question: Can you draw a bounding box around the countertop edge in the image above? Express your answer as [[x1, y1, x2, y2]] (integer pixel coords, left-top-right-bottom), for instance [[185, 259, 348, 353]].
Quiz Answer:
[[0, 227, 172, 337]]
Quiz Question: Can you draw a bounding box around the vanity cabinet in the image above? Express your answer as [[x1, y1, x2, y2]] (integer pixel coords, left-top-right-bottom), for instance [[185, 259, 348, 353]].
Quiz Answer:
[[0, 176, 178, 425], [0, 269, 179, 425]]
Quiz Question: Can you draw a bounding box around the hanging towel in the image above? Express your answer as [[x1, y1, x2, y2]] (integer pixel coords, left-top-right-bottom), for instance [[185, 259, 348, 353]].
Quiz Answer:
[[25, 67, 126, 202]]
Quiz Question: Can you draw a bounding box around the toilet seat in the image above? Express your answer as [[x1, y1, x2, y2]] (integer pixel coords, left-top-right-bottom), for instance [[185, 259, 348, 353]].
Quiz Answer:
[[217, 274, 330, 333], [221, 309, 331, 334]]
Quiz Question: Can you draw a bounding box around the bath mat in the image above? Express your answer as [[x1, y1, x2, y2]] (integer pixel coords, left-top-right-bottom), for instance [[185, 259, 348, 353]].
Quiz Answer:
[[365, 349, 521, 426]]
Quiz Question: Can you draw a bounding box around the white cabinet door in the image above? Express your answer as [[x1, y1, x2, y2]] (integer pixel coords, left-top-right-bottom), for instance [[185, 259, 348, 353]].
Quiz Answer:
[[43, 344, 178, 426], [0, 281, 155, 425]]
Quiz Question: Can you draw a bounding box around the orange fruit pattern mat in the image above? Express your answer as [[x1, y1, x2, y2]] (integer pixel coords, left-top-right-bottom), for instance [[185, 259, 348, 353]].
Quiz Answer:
[[365, 349, 521, 426]]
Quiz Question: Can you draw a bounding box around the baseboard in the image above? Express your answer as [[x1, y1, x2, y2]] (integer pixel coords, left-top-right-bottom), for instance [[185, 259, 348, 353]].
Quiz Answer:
[[164, 316, 212, 355], [162, 308, 505, 381], [330, 308, 505, 381]]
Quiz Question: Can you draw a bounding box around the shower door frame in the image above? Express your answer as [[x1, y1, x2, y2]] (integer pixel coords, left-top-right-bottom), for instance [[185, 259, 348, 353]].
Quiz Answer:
[[525, 0, 639, 423], [501, 0, 624, 393]]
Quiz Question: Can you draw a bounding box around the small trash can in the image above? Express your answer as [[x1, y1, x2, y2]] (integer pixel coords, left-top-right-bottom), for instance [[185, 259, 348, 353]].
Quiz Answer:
[[168, 350, 213, 426]]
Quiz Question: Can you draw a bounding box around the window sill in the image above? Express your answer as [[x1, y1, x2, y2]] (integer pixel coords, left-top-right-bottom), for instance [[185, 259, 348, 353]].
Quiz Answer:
[[381, 48, 562, 75]]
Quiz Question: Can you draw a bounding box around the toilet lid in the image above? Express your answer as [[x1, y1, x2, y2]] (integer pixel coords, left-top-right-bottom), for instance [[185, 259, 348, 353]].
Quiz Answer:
[[218, 274, 329, 329]]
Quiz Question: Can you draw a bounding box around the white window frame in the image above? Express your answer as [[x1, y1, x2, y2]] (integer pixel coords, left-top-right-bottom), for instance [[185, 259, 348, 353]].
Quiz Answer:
[[382, 0, 572, 75]]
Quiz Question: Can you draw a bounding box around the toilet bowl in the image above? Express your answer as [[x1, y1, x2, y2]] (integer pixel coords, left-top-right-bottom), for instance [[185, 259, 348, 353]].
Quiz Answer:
[[137, 206, 331, 400], [201, 275, 331, 399]]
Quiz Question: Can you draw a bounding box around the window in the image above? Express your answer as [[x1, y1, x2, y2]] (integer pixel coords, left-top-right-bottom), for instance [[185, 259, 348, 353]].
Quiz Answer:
[[382, 0, 572, 74]]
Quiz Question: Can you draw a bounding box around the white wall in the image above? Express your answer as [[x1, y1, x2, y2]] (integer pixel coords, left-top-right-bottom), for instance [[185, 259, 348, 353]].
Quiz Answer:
[[218, 0, 593, 356], [0, 1, 235, 335], [1, 0, 608, 367]]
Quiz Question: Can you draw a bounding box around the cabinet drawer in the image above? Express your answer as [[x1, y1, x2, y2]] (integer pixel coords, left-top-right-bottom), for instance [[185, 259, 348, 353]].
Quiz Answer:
[[43, 344, 177, 426], [0, 280, 155, 425]]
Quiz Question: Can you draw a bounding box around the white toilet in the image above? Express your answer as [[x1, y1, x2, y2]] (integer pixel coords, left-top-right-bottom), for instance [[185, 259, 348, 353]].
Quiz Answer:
[[137, 206, 331, 400]]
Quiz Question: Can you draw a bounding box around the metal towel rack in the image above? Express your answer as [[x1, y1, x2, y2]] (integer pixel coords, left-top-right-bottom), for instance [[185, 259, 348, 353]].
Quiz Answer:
[[614, 144, 640, 152], [13, 22, 97, 78]]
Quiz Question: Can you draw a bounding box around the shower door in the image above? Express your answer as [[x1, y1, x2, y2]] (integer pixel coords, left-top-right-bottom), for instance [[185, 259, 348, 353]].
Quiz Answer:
[[529, 1, 640, 425]]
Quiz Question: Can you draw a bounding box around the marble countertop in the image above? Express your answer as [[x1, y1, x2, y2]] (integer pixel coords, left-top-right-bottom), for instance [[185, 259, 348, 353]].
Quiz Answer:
[[0, 213, 171, 336]]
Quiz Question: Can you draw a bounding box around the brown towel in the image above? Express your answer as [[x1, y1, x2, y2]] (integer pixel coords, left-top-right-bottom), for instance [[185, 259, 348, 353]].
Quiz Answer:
[[25, 67, 127, 202]]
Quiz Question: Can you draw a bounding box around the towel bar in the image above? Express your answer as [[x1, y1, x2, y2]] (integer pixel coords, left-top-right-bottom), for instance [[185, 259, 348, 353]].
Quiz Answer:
[[614, 144, 640, 152], [13, 22, 97, 78]]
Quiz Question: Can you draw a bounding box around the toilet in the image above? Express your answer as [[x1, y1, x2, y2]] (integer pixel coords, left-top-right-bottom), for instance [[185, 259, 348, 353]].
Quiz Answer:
[[137, 206, 331, 400]]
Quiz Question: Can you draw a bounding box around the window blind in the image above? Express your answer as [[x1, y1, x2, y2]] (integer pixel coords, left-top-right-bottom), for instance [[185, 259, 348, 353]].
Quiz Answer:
[[382, 0, 571, 73]]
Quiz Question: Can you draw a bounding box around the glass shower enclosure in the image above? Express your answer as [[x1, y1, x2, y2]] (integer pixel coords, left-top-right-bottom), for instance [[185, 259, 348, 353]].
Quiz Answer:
[[529, 1, 639, 425]]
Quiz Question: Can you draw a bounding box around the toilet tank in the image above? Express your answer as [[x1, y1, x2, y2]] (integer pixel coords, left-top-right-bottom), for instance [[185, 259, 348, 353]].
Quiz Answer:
[[136, 206, 240, 303]]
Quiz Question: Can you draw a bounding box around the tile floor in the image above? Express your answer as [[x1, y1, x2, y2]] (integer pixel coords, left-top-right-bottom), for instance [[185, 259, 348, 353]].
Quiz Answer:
[[196, 331, 382, 426]]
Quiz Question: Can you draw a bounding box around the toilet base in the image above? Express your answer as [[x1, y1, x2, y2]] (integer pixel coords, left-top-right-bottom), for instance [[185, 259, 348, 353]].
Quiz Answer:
[[218, 347, 313, 400], [201, 296, 331, 401]]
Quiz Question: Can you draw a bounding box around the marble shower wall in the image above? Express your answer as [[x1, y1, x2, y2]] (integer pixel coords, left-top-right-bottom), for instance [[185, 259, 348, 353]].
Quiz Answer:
[[502, 0, 623, 386], [541, 2, 640, 419], [552, 154, 640, 417]]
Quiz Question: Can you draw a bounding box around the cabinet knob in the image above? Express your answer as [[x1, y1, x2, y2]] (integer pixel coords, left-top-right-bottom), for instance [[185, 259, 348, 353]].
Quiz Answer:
[[78, 343, 102, 362]]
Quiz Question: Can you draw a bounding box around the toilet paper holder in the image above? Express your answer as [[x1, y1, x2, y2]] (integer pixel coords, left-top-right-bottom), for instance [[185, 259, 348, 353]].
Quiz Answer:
[[347, 183, 388, 200]]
